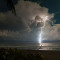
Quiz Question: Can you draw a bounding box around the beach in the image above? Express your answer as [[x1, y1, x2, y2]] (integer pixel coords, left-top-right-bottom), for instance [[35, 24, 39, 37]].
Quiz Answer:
[[0, 48, 60, 60], [20, 50, 60, 60]]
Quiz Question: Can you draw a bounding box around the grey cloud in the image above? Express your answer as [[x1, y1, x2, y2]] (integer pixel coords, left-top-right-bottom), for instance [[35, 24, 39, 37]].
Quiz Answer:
[[42, 23, 60, 40], [0, 13, 26, 31], [0, 0, 54, 31], [15, 0, 54, 30]]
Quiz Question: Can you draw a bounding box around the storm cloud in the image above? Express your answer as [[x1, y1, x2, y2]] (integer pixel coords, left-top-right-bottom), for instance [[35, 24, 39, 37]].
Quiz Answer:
[[0, 0, 55, 41], [41, 23, 60, 41], [0, 0, 54, 31]]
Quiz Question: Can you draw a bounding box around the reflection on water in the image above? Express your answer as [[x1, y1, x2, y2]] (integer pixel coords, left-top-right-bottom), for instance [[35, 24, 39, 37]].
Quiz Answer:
[[39, 43, 60, 50], [39, 46, 60, 50]]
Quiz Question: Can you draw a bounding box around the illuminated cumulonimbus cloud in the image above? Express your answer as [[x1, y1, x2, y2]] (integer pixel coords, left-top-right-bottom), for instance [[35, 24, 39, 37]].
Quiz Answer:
[[0, 0, 55, 41], [0, 0, 54, 31], [15, 0, 54, 30]]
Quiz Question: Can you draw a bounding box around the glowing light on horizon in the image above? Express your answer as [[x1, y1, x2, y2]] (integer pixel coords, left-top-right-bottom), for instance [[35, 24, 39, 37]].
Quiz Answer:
[[38, 15, 49, 46], [39, 27, 42, 43]]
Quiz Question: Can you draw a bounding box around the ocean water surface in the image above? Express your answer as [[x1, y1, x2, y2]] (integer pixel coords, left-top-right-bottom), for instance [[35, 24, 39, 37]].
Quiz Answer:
[[0, 42, 60, 50]]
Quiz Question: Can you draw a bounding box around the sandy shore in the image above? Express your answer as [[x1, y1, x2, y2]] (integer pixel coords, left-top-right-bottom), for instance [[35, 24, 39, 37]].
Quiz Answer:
[[20, 50, 60, 60], [0, 48, 60, 60]]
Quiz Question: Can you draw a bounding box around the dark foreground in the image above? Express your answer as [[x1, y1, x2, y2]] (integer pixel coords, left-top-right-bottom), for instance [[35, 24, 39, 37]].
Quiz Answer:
[[0, 48, 60, 60]]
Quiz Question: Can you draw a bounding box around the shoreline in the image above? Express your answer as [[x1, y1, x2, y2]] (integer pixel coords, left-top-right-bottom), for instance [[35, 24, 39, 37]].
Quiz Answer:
[[0, 48, 60, 60]]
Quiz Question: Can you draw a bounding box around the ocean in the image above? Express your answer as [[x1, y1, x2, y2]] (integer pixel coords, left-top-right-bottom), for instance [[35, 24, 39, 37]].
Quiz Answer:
[[0, 43, 60, 50]]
